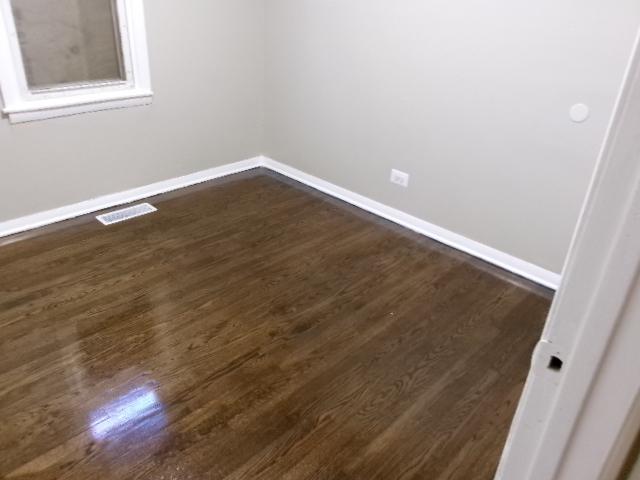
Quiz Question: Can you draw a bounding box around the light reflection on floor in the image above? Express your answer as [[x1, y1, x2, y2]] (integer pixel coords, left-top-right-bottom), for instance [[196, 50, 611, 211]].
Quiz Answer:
[[89, 385, 167, 441]]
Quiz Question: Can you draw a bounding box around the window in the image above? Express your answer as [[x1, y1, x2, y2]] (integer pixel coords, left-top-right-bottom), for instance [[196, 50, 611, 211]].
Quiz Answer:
[[0, 0, 151, 123]]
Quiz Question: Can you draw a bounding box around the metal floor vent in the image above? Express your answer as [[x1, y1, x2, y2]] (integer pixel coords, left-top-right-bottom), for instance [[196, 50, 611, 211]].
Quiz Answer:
[[96, 203, 157, 226]]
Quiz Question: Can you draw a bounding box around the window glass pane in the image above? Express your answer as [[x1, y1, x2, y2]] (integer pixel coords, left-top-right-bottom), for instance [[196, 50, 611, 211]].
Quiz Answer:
[[10, 0, 125, 90]]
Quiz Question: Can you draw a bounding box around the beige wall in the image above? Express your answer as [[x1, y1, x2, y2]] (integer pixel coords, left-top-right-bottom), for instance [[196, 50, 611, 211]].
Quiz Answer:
[[0, 0, 264, 221], [264, 0, 640, 273], [2, 1, 640, 274]]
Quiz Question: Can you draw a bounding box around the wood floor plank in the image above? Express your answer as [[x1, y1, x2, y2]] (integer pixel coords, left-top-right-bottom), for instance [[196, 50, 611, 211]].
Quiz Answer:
[[0, 169, 552, 479]]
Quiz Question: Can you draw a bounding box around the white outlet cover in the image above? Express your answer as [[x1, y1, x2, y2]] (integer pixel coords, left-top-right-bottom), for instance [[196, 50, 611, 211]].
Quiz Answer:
[[390, 169, 410, 188]]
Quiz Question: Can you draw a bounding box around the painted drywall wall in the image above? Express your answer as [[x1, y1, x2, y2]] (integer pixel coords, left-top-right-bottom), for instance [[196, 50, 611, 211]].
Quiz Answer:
[[3, 0, 639, 275], [0, 0, 264, 222], [264, 0, 640, 273]]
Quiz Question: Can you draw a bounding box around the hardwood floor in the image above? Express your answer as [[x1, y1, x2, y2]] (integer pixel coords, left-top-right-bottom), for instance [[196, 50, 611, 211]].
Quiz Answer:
[[0, 169, 552, 480]]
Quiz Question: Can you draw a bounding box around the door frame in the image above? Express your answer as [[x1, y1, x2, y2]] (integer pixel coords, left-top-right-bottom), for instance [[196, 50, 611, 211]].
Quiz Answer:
[[496, 27, 640, 480]]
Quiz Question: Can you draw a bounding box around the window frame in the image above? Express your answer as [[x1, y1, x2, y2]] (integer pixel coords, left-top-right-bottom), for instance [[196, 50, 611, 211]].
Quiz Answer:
[[0, 0, 152, 123]]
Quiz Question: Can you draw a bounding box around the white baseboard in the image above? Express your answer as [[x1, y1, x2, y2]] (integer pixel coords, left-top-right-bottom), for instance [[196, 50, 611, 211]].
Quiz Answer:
[[0, 154, 561, 289], [0, 157, 261, 238], [260, 156, 561, 290]]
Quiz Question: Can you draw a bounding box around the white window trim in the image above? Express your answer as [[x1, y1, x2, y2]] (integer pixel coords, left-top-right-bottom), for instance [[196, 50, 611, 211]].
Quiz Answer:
[[0, 0, 152, 123]]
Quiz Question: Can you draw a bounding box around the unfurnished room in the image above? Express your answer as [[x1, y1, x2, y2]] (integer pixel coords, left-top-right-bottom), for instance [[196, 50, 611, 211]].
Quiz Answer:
[[1, 1, 640, 480]]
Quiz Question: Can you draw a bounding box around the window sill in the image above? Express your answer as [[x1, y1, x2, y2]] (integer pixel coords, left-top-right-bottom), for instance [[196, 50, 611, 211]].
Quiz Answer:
[[2, 88, 153, 124]]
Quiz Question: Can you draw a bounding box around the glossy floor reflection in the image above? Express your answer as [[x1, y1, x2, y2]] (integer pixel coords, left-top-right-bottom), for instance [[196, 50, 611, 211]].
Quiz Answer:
[[89, 384, 166, 441], [0, 169, 552, 479]]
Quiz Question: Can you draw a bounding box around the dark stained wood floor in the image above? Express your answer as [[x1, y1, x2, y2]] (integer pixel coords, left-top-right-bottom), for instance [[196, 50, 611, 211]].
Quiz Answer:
[[0, 169, 552, 480]]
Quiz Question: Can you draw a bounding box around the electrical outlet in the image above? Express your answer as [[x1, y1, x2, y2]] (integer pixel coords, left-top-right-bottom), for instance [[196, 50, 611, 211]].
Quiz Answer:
[[390, 169, 410, 188]]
